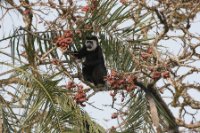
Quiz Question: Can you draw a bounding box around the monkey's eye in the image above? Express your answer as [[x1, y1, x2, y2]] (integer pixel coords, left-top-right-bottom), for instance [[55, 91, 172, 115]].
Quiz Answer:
[[86, 40, 93, 44], [85, 39, 98, 51]]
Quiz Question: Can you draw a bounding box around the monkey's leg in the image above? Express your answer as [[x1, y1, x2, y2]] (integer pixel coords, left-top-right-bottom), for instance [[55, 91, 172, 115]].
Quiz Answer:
[[82, 66, 93, 83], [92, 65, 107, 86]]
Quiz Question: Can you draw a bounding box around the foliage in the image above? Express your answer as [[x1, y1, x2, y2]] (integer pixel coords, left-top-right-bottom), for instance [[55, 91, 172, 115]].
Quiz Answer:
[[1, 0, 200, 132]]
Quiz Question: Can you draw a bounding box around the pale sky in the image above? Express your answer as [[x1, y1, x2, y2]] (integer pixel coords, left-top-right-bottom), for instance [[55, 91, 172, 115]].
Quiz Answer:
[[1, 2, 200, 131]]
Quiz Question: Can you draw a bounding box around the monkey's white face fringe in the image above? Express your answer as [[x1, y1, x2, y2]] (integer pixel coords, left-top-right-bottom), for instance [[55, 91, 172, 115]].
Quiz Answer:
[[85, 40, 98, 51]]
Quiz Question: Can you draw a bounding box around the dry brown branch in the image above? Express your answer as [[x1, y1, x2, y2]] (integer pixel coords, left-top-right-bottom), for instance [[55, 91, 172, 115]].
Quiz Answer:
[[176, 119, 200, 129]]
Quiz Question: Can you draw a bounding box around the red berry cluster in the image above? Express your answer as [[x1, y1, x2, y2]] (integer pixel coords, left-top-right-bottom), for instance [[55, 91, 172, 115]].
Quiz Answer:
[[106, 70, 137, 92], [23, 9, 31, 15], [51, 58, 62, 65], [56, 30, 73, 51], [152, 70, 171, 80], [81, 6, 90, 12], [140, 47, 170, 80], [149, 67, 170, 80], [141, 47, 153, 60], [152, 70, 170, 80], [66, 81, 87, 107], [81, 0, 98, 12], [152, 71, 161, 80], [162, 71, 170, 79], [74, 87, 88, 107], [66, 81, 76, 89], [120, 0, 128, 5]]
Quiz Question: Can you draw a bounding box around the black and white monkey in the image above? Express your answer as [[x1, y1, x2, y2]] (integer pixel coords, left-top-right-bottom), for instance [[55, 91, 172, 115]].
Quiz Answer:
[[72, 36, 107, 86]]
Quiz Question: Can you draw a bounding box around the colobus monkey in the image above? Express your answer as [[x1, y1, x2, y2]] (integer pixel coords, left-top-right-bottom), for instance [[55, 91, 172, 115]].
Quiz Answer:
[[72, 36, 107, 86]]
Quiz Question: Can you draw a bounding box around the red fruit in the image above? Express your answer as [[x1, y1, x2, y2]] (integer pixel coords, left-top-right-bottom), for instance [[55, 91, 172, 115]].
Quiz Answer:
[[60, 42, 66, 47], [126, 84, 136, 92], [141, 52, 150, 60], [78, 84, 83, 88], [81, 5, 90, 12], [51, 59, 60, 65], [23, 9, 31, 15], [60, 45, 68, 51], [53, 36, 59, 43], [64, 32, 73, 38], [162, 71, 170, 79], [78, 98, 87, 102], [108, 80, 116, 86], [111, 113, 118, 119], [130, 84, 136, 90], [152, 71, 161, 80], [74, 94, 81, 100], [118, 79, 125, 84], [64, 30, 73, 35], [112, 84, 119, 89], [65, 38, 73, 44], [66, 81, 76, 89], [77, 87, 84, 92], [147, 47, 153, 54], [126, 87, 132, 92], [110, 70, 117, 77], [120, 0, 127, 5], [110, 92, 116, 97], [148, 67, 155, 72], [126, 75, 133, 83], [56, 37, 64, 47]]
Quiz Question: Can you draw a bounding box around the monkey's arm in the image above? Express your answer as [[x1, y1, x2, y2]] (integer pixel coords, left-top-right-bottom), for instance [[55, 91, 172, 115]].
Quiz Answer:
[[73, 46, 88, 59], [64, 46, 88, 59]]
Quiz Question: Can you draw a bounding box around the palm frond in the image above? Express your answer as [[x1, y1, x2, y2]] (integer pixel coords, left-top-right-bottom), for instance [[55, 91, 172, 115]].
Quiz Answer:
[[121, 91, 156, 133], [0, 61, 105, 132]]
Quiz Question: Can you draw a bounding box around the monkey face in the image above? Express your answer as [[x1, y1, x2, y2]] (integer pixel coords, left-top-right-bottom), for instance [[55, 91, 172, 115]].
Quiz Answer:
[[85, 40, 98, 51]]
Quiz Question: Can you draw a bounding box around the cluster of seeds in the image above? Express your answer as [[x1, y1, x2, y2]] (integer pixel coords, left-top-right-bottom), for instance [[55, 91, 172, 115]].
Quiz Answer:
[[141, 47, 153, 60], [23, 9, 31, 15], [140, 47, 170, 80], [106, 70, 137, 92], [81, 0, 99, 12], [66, 81, 87, 107], [51, 58, 62, 65], [105, 70, 137, 104], [148, 65, 170, 80], [55, 30, 73, 51], [151, 70, 170, 80], [120, 0, 128, 5], [74, 87, 87, 107]]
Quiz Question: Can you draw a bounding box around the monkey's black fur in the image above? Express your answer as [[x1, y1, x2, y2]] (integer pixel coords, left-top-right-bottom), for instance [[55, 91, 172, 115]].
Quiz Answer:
[[73, 36, 107, 86]]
